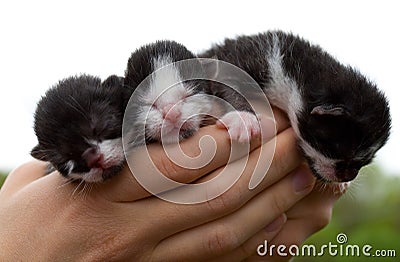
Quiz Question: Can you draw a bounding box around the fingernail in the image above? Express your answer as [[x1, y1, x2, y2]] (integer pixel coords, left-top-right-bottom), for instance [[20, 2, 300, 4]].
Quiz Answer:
[[259, 115, 276, 141], [265, 213, 287, 232], [292, 167, 315, 193]]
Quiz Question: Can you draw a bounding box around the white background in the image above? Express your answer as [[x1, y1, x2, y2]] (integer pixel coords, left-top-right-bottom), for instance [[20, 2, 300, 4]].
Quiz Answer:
[[0, 0, 399, 175]]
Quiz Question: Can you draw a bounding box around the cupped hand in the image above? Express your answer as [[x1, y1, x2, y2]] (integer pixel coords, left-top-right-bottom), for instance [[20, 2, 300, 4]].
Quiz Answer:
[[0, 109, 342, 261]]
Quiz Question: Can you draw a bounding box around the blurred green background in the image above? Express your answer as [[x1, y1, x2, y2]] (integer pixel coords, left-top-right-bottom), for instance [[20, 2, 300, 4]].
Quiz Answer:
[[0, 165, 398, 261], [0, 172, 5, 188], [294, 164, 399, 261]]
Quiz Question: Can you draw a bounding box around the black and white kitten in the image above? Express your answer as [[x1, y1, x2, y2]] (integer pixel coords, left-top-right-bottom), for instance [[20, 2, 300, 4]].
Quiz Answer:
[[123, 40, 260, 146], [31, 75, 129, 183], [200, 31, 391, 183], [124, 40, 213, 145]]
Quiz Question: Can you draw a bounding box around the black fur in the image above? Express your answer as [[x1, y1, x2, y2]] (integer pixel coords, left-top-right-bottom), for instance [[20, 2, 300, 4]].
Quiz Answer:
[[31, 74, 129, 180], [201, 31, 391, 182], [125, 40, 204, 94], [31, 34, 391, 184]]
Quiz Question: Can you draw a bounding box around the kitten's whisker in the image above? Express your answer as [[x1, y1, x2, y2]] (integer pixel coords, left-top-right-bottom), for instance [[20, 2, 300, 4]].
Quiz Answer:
[[78, 182, 90, 199], [57, 178, 75, 189], [71, 179, 84, 197], [78, 182, 86, 197], [314, 181, 328, 193], [345, 183, 357, 201], [85, 183, 95, 200], [83, 183, 90, 200]]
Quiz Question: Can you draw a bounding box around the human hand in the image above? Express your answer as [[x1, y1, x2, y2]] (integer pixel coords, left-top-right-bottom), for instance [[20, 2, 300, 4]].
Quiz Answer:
[[0, 109, 327, 261], [217, 181, 345, 261]]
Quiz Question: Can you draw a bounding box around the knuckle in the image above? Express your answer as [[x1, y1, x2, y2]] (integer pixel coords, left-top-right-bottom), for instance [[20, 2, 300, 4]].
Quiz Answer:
[[205, 187, 243, 215], [271, 152, 289, 177], [84, 228, 131, 261], [238, 240, 256, 258], [205, 224, 240, 255], [155, 154, 182, 181], [312, 208, 332, 231], [268, 193, 286, 215], [153, 150, 201, 183]]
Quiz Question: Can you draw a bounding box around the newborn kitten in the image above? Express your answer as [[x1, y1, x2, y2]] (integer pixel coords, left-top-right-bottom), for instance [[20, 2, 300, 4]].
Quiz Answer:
[[123, 40, 260, 146], [31, 75, 129, 183], [200, 31, 391, 183]]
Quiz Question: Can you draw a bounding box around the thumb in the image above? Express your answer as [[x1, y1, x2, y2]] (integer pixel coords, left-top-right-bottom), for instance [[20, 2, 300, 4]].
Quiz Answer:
[[0, 160, 48, 196]]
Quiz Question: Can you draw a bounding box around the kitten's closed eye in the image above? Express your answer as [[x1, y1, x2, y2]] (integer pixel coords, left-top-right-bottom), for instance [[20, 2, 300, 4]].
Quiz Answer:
[[310, 104, 350, 117]]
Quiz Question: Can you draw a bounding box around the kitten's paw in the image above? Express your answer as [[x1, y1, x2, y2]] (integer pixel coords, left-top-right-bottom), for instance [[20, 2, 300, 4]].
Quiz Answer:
[[217, 111, 260, 143]]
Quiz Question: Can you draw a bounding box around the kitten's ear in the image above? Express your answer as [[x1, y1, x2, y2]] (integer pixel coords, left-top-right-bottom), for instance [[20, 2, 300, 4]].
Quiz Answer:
[[199, 57, 220, 80], [31, 144, 49, 161], [311, 105, 350, 117], [102, 75, 124, 88]]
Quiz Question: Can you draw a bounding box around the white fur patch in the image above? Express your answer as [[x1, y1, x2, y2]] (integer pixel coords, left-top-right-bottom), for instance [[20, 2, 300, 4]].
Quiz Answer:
[[334, 181, 351, 194], [299, 139, 338, 181], [218, 111, 260, 143], [147, 56, 191, 106], [264, 33, 303, 136], [263, 33, 340, 181], [69, 168, 104, 183], [97, 138, 124, 167], [137, 55, 214, 143], [68, 138, 124, 182], [65, 160, 75, 175]]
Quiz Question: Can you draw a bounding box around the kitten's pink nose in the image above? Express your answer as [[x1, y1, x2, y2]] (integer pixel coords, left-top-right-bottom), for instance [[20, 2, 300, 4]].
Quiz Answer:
[[82, 147, 104, 168], [163, 104, 181, 123]]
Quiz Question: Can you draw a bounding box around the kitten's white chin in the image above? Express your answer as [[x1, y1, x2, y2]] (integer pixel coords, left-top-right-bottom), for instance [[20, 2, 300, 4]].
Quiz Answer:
[[82, 168, 104, 183], [314, 165, 337, 182], [69, 168, 104, 183]]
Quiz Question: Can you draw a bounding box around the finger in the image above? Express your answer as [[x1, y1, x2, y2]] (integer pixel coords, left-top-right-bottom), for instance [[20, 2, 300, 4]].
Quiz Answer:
[[246, 217, 325, 261], [227, 177, 345, 261], [152, 167, 315, 261], [166, 215, 287, 262], [130, 128, 303, 238], [216, 214, 287, 262], [244, 182, 343, 262], [102, 124, 243, 202], [100, 109, 289, 202], [0, 160, 48, 196], [285, 180, 344, 222]]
